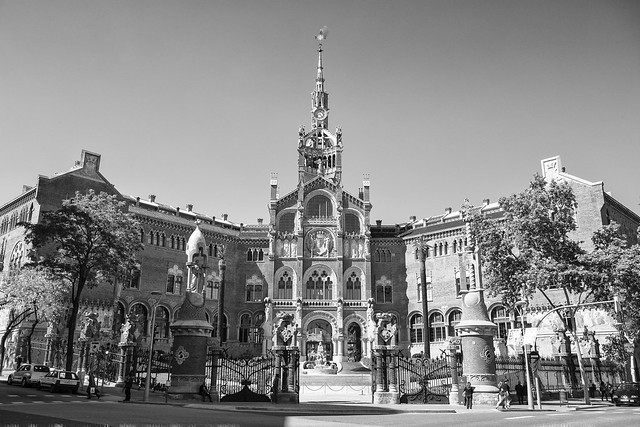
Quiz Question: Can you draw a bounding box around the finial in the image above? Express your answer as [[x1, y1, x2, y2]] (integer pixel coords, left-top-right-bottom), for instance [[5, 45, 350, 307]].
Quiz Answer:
[[315, 26, 329, 48]]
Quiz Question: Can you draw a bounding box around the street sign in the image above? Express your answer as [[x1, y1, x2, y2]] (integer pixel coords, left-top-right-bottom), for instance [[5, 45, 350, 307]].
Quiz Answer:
[[507, 329, 523, 347], [523, 327, 538, 346]]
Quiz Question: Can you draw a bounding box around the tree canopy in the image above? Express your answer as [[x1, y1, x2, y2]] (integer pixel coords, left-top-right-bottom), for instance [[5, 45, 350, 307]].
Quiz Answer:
[[22, 190, 143, 370], [0, 266, 68, 373], [471, 174, 585, 308]]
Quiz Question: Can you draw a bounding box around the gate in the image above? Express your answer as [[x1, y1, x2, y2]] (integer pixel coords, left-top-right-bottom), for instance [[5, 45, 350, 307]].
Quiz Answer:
[[206, 350, 278, 402], [397, 356, 452, 404]]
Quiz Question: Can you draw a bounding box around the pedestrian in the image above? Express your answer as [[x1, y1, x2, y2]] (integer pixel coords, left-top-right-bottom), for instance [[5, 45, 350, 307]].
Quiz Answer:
[[515, 380, 525, 404], [599, 382, 607, 401], [86, 371, 100, 400], [495, 379, 511, 410], [463, 382, 474, 409], [589, 382, 596, 399], [606, 382, 613, 402], [122, 372, 133, 402], [199, 381, 213, 402]]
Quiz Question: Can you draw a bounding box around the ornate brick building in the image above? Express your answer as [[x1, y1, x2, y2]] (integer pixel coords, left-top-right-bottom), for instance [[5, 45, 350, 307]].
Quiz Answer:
[[2, 43, 639, 372]]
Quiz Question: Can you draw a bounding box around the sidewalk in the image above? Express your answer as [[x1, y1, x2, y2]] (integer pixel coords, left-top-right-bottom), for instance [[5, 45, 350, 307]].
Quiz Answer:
[[1, 373, 617, 415]]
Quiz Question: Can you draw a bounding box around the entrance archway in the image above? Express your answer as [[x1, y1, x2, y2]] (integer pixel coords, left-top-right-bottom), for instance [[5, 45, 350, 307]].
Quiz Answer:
[[305, 319, 333, 361], [347, 322, 362, 362]]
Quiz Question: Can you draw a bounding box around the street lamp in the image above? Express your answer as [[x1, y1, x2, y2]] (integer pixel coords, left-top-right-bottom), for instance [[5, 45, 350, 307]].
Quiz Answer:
[[144, 290, 162, 402], [515, 298, 535, 410]]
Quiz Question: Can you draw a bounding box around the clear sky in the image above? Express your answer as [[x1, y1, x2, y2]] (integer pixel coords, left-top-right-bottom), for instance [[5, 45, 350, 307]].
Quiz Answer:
[[1, 0, 639, 225]]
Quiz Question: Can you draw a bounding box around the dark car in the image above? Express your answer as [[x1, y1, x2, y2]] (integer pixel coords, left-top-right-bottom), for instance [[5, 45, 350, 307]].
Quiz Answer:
[[612, 382, 640, 406]]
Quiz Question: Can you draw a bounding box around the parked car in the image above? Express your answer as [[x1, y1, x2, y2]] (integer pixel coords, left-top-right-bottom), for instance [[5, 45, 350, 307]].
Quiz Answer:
[[6, 364, 50, 387], [612, 382, 640, 406], [37, 370, 80, 393]]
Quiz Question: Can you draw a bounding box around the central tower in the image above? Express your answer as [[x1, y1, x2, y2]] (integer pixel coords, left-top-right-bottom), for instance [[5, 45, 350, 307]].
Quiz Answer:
[[297, 28, 343, 185]]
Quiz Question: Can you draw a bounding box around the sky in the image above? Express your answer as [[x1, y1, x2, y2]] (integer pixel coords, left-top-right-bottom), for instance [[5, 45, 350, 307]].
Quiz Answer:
[[1, 0, 639, 225]]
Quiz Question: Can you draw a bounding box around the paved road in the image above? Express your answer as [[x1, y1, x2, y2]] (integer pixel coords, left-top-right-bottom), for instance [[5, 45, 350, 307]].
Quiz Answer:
[[2, 380, 640, 426]]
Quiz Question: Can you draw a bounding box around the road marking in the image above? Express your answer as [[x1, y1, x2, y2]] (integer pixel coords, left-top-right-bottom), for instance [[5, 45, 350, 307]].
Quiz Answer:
[[7, 395, 19, 397], [546, 413, 568, 416], [504, 416, 534, 420], [26, 395, 37, 397]]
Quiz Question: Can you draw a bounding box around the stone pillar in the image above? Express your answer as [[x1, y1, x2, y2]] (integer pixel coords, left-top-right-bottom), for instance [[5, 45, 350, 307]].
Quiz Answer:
[[372, 313, 400, 404], [168, 223, 214, 400], [271, 312, 299, 404], [448, 337, 462, 405], [455, 282, 499, 405]]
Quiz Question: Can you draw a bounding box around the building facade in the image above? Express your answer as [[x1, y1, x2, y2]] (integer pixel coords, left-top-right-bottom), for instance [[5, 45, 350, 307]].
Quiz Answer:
[[1, 44, 639, 373]]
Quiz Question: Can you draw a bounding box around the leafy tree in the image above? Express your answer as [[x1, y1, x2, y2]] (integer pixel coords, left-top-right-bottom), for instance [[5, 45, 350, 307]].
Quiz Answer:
[[22, 190, 142, 371], [470, 174, 595, 401], [581, 223, 640, 379], [0, 266, 67, 374]]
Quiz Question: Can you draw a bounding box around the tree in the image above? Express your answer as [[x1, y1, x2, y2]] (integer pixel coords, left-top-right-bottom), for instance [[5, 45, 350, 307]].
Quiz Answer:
[[22, 190, 143, 371], [0, 266, 67, 374], [581, 223, 640, 380], [471, 174, 594, 402]]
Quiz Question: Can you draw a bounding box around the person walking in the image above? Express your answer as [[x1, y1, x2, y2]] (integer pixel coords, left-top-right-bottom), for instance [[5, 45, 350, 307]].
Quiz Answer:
[[463, 382, 475, 409], [495, 379, 511, 410], [589, 382, 596, 399], [122, 372, 133, 402], [199, 381, 213, 402], [86, 371, 100, 400], [599, 382, 607, 401], [515, 380, 525, 405]]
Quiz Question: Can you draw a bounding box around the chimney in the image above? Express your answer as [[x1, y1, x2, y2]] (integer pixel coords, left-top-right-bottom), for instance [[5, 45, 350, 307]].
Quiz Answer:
[[483, 198, 490, 206], [376, 219, 382, 227], [410, 216, 416, 222], [176, 207, 180, 215], [445, 207, 452, 215], [270, 173, 278, 201], [562, 167, 566, 172], [223, 214, 228, 221], [149, 195, 156, 203], [362, 174, 370, 202], [135, 197, 140, 207], [257, 218, 263, 225], [358, 188, 363, 199], [187, 204, 193, 212]]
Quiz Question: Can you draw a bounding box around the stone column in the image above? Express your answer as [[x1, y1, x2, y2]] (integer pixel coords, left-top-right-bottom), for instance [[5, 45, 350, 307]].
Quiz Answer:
[[448, 337, 462, 405], [372, 313, 400, 404], [271, 312, 299, 404], [168, 223, 214, 400]]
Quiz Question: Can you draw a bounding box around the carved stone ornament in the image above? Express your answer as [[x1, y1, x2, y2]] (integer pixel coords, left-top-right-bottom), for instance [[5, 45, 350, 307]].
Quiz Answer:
[[174, 346, 190, 365], [279, 324, 297, 344], [379, 323, 396, 343], [480, 345, 493, 364]]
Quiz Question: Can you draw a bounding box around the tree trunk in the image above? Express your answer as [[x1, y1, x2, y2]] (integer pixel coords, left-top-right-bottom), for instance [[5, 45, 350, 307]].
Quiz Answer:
[[0, 329, 10, 375], [65, 300, 79, 371], [26, 319, 39, 364]]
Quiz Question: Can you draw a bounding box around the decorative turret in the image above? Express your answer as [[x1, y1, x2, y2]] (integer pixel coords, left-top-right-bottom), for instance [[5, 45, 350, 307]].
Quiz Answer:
[[298, 27, 343, 185]]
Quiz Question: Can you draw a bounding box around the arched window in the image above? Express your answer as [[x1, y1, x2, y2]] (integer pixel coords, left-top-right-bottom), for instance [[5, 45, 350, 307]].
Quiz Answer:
[[375, 275, 392, 303], [245, 275, 264, 302], [410, 313, 424, 344], [129, 303, 148, 336], [448, 310, 462, 336], [305, 269, 333, 300], [154, 306, 170, 339], [160, 233, 166, 247], [253, 313, 265, 344], [428, 312, 446, 342], [211, 313, 228, 342], [344, 213, 360, 234], [246, 248, 265, 262], [239, 314, 251, 343], [112, 302, 126, 335], [279, 212, 296, 233], [140, 229, 145, 243], [307, 195, 333, 217], [276, 271, 293, 299], [345, 271, 362, 300], [205, 280, 219, 300], [491, 306, 511, 339]]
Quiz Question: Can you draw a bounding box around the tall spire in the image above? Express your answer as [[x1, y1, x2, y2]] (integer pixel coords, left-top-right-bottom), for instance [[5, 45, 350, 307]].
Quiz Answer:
[[312, 26, 329, 130]]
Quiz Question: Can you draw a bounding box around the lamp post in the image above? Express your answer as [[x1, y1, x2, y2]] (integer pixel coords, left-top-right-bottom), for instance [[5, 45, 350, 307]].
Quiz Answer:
[[414, 236, 432, 359], [144, 290, 162, 402], [515, 298, 535, 410]]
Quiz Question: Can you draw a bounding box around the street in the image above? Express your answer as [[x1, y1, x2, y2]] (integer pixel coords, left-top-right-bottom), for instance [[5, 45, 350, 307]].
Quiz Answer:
[[1, 382, 640, 426]]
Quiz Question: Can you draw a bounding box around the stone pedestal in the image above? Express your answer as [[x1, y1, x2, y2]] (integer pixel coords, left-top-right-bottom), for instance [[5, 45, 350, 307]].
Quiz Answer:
[[372, 313, 400, 405], [456, 289, 499, 406], [271, 313, 299, 404], [169, 292, 213, 400]]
